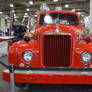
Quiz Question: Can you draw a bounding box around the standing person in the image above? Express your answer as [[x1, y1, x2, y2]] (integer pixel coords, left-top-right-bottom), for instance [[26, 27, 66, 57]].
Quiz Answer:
[[8, 24, 27, 49]]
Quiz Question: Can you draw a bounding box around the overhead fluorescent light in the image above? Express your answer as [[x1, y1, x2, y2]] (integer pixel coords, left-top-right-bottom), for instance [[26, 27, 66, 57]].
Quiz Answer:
[[12, 10, 15, 13], [25, 13, 28, 15], [26, 8, 30, 11], [24, 15, 26, 18], [29, 1, 33, 5], [0, 11, 3, 14], [5, 16, 8, 19], [10, 4, 14, 7], [65, 4, 69, 8], [53, 0, 58, 2]]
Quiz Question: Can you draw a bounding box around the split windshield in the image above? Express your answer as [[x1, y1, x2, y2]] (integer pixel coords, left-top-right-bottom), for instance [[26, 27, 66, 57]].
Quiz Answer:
[[39, 12, 79, 26]]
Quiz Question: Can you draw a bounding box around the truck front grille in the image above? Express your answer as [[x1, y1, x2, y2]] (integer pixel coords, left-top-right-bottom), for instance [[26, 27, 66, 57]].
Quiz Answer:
[[43, 35, 72, 67]]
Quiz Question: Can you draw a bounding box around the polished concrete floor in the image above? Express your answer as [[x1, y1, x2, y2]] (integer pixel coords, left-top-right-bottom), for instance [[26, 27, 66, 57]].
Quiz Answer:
[[0, 56, 92, 92]]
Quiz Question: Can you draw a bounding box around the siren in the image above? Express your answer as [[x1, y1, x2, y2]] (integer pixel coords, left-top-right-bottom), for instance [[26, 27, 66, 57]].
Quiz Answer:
[[55, 3, 62, 10]]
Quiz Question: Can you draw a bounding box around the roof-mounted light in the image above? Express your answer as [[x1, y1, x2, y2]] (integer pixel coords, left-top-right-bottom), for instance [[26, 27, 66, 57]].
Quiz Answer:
[[55, 3, 62, 10]]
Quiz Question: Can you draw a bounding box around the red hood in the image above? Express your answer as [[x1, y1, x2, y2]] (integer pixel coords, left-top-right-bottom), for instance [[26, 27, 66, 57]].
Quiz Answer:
[[37, 25, 81, 40]]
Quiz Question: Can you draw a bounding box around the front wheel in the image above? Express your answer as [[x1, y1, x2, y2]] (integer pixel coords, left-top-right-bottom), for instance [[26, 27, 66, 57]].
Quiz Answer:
[[15, 83, 28, 89]]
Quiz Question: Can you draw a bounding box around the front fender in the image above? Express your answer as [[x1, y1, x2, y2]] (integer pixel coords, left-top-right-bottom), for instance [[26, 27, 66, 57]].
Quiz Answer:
[[72, 43, 92, 68], [8, 40, 41, 67], [8, 42, 19, 66]]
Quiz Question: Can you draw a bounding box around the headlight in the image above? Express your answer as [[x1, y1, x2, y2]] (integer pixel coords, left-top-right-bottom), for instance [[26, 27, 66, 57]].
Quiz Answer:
[[23, 51, 33, 62], [81, 52, 92, 63]]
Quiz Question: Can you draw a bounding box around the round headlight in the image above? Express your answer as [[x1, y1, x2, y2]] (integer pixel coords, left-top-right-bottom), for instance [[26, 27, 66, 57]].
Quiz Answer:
[[81, 52, 92, 63], [23, 51, 33, 62]]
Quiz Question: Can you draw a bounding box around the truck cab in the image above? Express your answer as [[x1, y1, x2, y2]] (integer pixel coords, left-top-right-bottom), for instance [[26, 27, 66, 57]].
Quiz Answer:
[[3, 10, 92, 86]]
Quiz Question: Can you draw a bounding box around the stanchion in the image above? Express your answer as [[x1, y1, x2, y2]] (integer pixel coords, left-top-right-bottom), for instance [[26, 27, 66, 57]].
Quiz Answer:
[[9, 64, 15, 92], [0, 61, 15, 92]]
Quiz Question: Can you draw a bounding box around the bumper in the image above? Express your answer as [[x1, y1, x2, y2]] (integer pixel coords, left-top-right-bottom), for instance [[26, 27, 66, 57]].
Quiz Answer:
[[3, 69, 92, 84]]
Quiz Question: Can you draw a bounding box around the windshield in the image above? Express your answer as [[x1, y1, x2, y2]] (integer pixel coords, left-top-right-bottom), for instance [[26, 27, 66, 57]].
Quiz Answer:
[[39, 13, 79, 26]]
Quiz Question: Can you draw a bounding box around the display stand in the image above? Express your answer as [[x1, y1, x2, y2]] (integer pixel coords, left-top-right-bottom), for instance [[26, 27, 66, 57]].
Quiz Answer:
[[0, 61, 15, 92], [9, 64, 15, 92]]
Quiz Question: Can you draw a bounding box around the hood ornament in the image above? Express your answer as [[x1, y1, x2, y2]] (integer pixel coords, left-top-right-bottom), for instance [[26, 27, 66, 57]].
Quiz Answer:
[[55, 18, 59, 32]]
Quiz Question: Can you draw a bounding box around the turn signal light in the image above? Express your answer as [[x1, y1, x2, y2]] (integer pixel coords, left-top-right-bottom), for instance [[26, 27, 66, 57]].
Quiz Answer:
[[89, 64, 92, 68], [19, 63, 24, 67]]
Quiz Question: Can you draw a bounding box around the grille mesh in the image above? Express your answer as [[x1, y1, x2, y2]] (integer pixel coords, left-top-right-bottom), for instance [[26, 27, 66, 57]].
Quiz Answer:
[[43, 35, 71, 67]]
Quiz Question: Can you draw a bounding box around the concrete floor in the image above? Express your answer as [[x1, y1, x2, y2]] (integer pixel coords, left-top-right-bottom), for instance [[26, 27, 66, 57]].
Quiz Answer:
[[0, 56, 92, 92]]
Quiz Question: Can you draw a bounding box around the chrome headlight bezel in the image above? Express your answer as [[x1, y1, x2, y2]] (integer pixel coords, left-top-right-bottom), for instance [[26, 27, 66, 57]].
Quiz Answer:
[[22, 51, 33, 62], [81, 52, 92, 63]]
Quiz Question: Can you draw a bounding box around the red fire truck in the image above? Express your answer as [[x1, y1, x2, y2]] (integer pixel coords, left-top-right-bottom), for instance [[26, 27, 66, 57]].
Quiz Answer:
[[3, 10, 92, 88]]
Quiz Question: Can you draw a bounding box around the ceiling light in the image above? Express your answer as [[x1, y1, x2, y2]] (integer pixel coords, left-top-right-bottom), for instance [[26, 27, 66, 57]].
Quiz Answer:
[[14, 14, 16, 16], [29, 1, 33, 5], [65, 4, 69, 8], [53, 0, 58, 2], [24, 15, 26, 18], [10, 4, 14, 7], [26, 8, 30, 11], [0, 11, 3, 14], [12, 10, 15, 13], [5, 16, 8, 19], [25, 13, 28, 15]]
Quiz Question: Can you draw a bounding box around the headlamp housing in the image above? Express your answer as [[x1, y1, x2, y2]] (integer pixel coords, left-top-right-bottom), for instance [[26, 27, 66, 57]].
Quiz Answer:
[[81, 52, 92, 63], [23, 51, 33, 62]]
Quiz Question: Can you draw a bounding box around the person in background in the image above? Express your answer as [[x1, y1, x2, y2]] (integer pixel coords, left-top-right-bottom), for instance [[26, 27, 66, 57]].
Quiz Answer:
[[8, 24, 27, 49]]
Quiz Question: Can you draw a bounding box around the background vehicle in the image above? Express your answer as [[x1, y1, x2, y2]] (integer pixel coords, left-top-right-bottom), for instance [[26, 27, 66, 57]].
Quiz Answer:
[[0, 30, 5, 36]]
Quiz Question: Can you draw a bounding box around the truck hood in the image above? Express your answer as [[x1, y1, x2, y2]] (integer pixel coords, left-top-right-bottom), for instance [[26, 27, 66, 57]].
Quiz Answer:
[[37, 25, 81, 39]]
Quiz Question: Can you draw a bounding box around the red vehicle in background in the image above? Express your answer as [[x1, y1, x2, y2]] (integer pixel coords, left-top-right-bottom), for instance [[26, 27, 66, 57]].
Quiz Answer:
[[3, 10, 92, 88]]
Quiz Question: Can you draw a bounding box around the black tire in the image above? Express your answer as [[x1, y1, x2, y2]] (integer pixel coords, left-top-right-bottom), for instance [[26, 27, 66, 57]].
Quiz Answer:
[[15, 83, 27, 88]]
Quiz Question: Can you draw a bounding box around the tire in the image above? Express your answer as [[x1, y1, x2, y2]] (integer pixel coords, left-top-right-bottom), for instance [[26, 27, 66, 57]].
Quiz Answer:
[[15, 83, 27, 89]]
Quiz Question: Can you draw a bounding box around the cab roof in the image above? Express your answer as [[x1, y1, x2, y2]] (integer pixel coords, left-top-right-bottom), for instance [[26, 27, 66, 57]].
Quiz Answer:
[[38, 10, 80, 17]]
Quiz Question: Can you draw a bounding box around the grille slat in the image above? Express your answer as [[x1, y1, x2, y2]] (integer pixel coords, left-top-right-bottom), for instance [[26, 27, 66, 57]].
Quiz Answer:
[[43, 35, 71, 67]]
